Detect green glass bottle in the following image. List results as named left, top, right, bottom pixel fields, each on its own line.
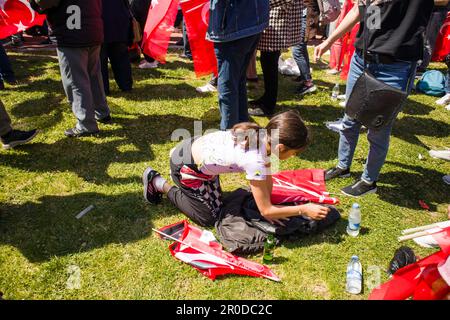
left=263, top=234, right=276, bottom=264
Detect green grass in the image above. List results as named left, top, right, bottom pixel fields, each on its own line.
left=0, top=48, right=449, bottom=300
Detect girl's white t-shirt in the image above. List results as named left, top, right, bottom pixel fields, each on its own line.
left=196, top=130, right=270, bottom=181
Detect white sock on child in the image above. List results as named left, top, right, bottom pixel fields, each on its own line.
left=153, top=176, right=167, bottom=192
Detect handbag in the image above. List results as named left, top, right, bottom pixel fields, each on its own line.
left=124, top=0, right=142, bottom=44
left=345, top=1, right=408, bottom=130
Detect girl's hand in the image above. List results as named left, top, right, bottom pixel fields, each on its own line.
left=300, top=203, right=330, bottom=221
left=313, top=40, right=332, bottom=63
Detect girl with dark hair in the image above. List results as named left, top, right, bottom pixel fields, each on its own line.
left=142, top=110, right=330, bottom=227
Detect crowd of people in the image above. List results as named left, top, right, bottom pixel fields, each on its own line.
left=0, top=0, right=449, bottom=228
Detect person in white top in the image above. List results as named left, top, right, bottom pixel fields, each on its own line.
left=143, top=111, right=331, bottom=227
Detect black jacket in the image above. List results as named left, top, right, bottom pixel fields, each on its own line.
left=103, top=0, right=132, bottom=44
left=30, top=0, right=104, bottom=47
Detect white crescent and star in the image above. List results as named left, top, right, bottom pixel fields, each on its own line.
left=1, top=0, right=36, bottom=22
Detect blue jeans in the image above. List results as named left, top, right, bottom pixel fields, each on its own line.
left=214, top=33, right=260, bottom=130
left=338, top=52, right=417, bottom=183
left=292, top=42, right=312, bottom=82
left=0, top=44, right=15, bottom=83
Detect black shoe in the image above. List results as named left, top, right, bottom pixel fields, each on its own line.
left=0, top=81, right=4, bottom=90
left=248, top=101, right=273, bottom=116
left=142, top=167, right=163, bottom=204
left=387, top=246, right=416, bottom=276
left=341, top=180, right=377, bottom=197
left=296, top=83, right=317, bottom=96
left=64, top=128, right=99, bottom=138
left=1, top=129, right=38, bottom=149
left=324, top=167, right=350, bottom=181
left=4, top=78, right=18, bottom=86
left=96, top=115, right=112, bottom=124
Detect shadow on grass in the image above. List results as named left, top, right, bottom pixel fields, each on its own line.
left=0, top=192, right=178, bottom=263
left=0, top=114, right=215, bottom=185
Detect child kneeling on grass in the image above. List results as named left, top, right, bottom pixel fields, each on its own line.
left=143, top=110, right=331, bottom=227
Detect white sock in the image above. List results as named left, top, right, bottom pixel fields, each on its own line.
left=153, top=175, right=167, bottom=192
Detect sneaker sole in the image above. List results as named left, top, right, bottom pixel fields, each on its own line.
left=3, top=130, right=38, bottom=150
left=325, top=172, right=351, bottom=181
left=297, top=86, right=317, bottom=96
left=341, top=187, right=377, bottom=198
left=142, top=167, right=153, bottom=203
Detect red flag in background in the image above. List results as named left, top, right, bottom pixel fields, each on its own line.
left=0, top=0, right=46, bottom=40
left=142, top=0, right=179, bottom=63
left=432, top=12, right=450, bottom=62
left=180, top=0, right=217, bottom=77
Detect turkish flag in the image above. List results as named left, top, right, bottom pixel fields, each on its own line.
left=180, top=0, right=217, bottom=77
left=142, top=0, right=179, bottom=63
left=432, top=12, right=450, bottom=62
left=0, top=0, right=46, bottom=40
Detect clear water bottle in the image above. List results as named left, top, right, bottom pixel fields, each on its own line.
left=263, top=234, right=276, bottom=264
left=331, top=83, right=340, bottom=100
left=347, top=203, right=361, bottom=237
left=346, top=256, right=363, bottom=294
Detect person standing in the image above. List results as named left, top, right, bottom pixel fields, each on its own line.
left=0, top=44, right=17, bottom=90
left=314, top=0, right=434, bottom=197
left=207, top=0, right=270, bottom=130
left=30, top=0, right=111, bottom=137
left=0, top=99, right=37, bottom=149
left=101, top=0, right=134, bottom=95
left=248, top=0, right=304, bottom=116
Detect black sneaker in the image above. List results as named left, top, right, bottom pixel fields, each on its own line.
left=64, top=128, right=99, bottom=138
left=387, top=246, right=416, bottom=276
left=96, top=115, right=112, bottom=124
left=296, top=83, right=317, bottom=96
left=324, top=167, right=350, bottom=181
left=142, top=167, right=163, bottom=204
left=1, top=129, right=38, bottom=149
left=341, top=180, right=377, bottom=197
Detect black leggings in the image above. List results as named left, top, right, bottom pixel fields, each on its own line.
left=260, top=50, right=281, bottom=114
left=167, top=139, right=221, bottom=227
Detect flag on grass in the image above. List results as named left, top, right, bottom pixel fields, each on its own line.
left=0, top=0, right=46, bottom=40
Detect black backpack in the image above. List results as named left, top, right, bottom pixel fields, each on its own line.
left=215, top=189, right=341, bottom=255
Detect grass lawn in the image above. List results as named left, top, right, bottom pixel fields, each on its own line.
left=0, top=48, right=449, bottom=300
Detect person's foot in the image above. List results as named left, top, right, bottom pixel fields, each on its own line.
left=196, top=82, right=217, bottom=93
left=443, top=175, right=450, bottom=185
left=436, top=93, right=450, bottom=106
left=324, top=166, right=350, bottom=181
left=3, top=78, right=18, bottom=86
left=429, top=149, right=450, bottom=161
left=446, top=104, right=450, bottom=111
left=326, top=69, right=340, bottom=75
left=96, top=115, right=112, bottom=124
left=1, top=129, right=38, bottom=149
left=248, top=101, right=273, bottom=116
left=142, top=167, right=163, bottom=204
left=64, top=128, right=99, bottom=138
left=296, top=82, right=317, bottom=96
left=337, top=94, right=346, bottom=100
left=0, top=81, right=4, bottom=90
left=339, top=101, right=346, bottom=108
left=341, top=180, right=377, bottom=197
left=139, top=60, right=159, bottom=69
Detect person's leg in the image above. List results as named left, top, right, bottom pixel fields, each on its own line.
left=259, top=50, right=281, bottom=114
left=182, top=20, right=192, bottom=59
left=0, top=100, right=12, bottom=137
left=361, top=59, right=417, bottom=183
left=292, top=42, right=312, bottom=82
left=100, top=44, right=110, bottom=95
left=246, top=50, right=258, bottom=80
left=57, top=47, right=99, bottom=133
left=87, top=45, right=111, bottom=121
left=0, top=44, right=16, bottom=83
left=108, top=42, right=133, bottom=92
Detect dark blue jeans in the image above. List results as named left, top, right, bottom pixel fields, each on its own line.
left=0, top=45, right=15, bottom=83
left=292, top=42, right=312, bottom=82
left=338, top=52, right=417, bottom=183
left=214, top=34, right=260, bottom=130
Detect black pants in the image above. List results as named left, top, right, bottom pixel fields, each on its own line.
left=167, top=139, right=222, bottom=227
left=260, top=50, right=281, bottom=114
left=100, top=42, right=133, bottom=95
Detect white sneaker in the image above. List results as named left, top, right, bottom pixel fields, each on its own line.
left=325, top=119, right=344, bottom=133
left=139, top=61, right=159, bottom=69
left=443, top=175, right=450, bottom=185
left=429, top=149, right=450, bottom=161
left=326, top=69, right=340, bottom=75
left=446, top=104, right=450, bottom=111
left=196, top=83, right=217, bottom=93
left=339, top=101, right=346, bottom=107
left=337, top=94, right=346, bottom=100
left=436, top=93, right=450, bottom=105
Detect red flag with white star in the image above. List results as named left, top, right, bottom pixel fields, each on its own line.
left=0, top=0, right=46, bottom=40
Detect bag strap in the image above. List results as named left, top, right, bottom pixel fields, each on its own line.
left=362, top=0, right=370, bottom=68
left=123, top=0, right=136, bottom=20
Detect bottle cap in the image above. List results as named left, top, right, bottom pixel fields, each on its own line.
left=351, top=255, right=359, bottom=260
left=352, top=203, right=360, bottom=209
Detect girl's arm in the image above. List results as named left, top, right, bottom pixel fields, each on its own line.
left=314, top=3, right=361, bottom=62
left=249, top=178, right=331, bottom=221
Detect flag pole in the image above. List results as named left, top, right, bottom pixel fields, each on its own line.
left=152, top=228, right=281, bottom=282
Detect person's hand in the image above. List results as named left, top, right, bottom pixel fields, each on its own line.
left=300, top=203, right=330, bottom=221
left=314, top=40, right=332, bottom=63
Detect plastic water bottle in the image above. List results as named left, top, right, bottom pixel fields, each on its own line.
left=346, top=256, right=363, bottom=294
left=347, top=203, right=361, bottom=237
left=331, top=83, right=340, bottom=100
left=263, top=234, right=276, bottom=264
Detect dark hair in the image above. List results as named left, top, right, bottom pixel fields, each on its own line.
left=231, top=110, right=310, bottom=151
